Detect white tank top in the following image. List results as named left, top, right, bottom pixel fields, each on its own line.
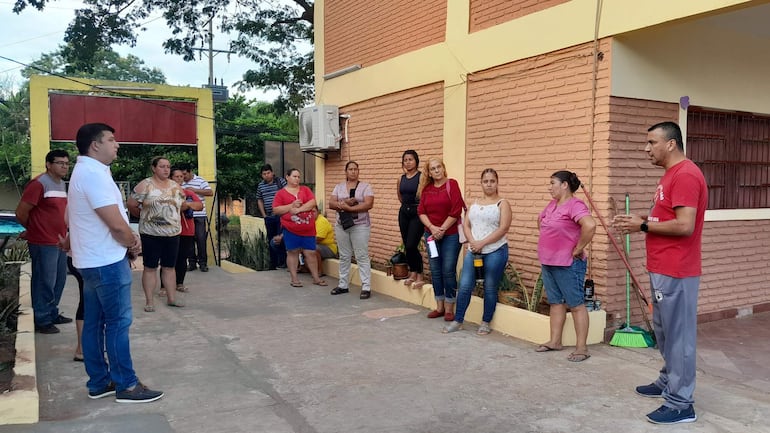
left=468, top=199, right=508, bottom=254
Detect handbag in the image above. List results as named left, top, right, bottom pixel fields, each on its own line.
left=444, top=181, right=467, bottom=243
left=338, top=181, right=359, bottom=230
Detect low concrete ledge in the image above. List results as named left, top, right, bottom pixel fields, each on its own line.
left=322, top=259, right=605, bottom=345
left=220, top=260, right=257, bottom=274
left=0, top=262, right=39, bottom=425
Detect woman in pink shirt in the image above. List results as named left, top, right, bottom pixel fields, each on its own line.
left=536, top=170, right=596, bottom=362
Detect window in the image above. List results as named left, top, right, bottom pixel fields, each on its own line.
left=687, top=108, right=770, bottom=210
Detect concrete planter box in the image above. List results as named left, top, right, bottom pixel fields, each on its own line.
left=0, top=262, right=39, bottom=425
left=323, top=259, right=606, bottom=345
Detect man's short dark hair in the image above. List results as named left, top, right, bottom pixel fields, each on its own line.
left=260, top=164, right=273, bottom=173
left=75, top=123, right=115, bottom=155
left=45, top=149, right=69, bottom=163
left=177, top=162, right=192, bottom=172
left=648, top=121, right=684, bottom=151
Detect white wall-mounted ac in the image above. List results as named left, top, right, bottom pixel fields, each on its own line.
left=299, top=105, right=341, bottom=152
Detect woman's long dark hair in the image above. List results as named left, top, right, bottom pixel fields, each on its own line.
left=551, top=170, right=581, bottom=193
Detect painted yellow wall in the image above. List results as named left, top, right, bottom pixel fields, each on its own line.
left=612, top=20, right=770, bottom=115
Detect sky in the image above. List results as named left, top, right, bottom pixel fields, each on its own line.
left=0, top=0, right=278, bottom=101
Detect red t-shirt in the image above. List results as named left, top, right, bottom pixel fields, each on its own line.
left=417, top=179, right=465, bottom=235
left=180, top=189, right=201, bottom=236
left=646, top=160, right=708, bottom=278
left=273, top=186, right=316, bottom=237
left=19, top=174, right=67, bottom=245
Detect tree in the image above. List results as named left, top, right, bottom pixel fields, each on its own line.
left=12, top=0, right=314, bottom=112
left=0, top=83, right=31, bottom=189
left=22, top=46, right=166, bottom=83
left=214, top=95, right=298, bottom=201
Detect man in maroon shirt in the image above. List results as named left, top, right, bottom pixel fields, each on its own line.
left=15, top=149, right=72, bottom=334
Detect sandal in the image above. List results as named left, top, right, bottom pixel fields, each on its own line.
left=176, top=285, right=189, bottom=293
left=159, top=289, right=167, bottom=298
left=167, top=300, right=185, bottom=308
left=403, top=278, right=415, bottom=286
left=568, top=352, right=591, bottom=362
left=290, top=281, right=303, bottom=287
left=442, top=321, right=463, bottom=333
left=412, top=281, right=426, bottom=290
left=477, top=322, right=491, bottom=335
left=144, top=305, right=155, bottom=312
left=313, top=280, right=328, bottom=287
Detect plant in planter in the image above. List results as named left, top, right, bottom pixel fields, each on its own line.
left=482, top=263, right=546, bottom=313
left=386, top=244, right=410, bottom=280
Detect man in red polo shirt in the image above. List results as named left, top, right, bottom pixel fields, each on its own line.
left=16, top=149, right=72, bottom=334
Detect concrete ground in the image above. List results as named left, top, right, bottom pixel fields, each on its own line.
left=2, top=265, right=770, bottom=433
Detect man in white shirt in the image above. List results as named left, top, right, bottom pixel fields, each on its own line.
left=68, top=123, right=163, bottom=403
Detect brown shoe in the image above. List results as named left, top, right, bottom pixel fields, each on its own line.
left=444, top=312, right=455, bottom=322
left=427, top=310, right=445, bottom=319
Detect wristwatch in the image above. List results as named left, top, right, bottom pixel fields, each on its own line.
left=640, top=221, right=649, bottom=233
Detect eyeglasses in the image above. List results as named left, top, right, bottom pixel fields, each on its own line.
left=51, top=161, right=70, bottom=167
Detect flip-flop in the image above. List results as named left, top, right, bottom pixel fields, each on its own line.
left=144, top=305, right=155, bottom=312
left=73, top=354, right=84, bottom=362
left=313, top=280, right=328, bottom=287
left=568, top=353, right=591, bottom=362
left=176, top=286, right=189, bottom=293
left=290, top=281, right=304, bottom=287
left=167, top=301, right=185, bottom=308
left=535, top=344, right=563, bottom=352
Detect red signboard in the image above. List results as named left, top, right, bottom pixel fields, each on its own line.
left=49, top=93, right=198, bottom=145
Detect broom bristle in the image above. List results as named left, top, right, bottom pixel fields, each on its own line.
left=610, top=328, right=652, bottom=348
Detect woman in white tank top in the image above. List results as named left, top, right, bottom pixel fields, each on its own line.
left=443, top=168, right=512, bottom=335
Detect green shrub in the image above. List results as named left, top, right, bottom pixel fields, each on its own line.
left=225, top=231, right=271, bottom=271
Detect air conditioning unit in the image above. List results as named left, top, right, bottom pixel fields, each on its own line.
left=299, top=105, right=341, bottom=151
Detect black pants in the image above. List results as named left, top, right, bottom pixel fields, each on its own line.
left=67, top=257, right=84, bottom=321
left=190, top=216, right=208, bottom=266
left=265, top=215, right=285, bottom=269
left=176, top=236, right=195, bottom=285
left=398, top=204, right=424, bottom=273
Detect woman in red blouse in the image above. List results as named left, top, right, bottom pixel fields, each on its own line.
left=418, top=158, right=465, bottom=321
left=272, top=168, right=327, bottom=287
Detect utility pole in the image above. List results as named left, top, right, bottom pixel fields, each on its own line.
left=192, top=13, right=235, bottom=102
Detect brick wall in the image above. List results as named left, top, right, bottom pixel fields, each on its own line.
left=324, top=0, right=447, bottom=75
left=607, top=97, right=770, bottom=327
left=470, top=0, right=569, bottom=33
left=326, top=83, right=445, bottom=267
left=466, top=40, right=612, bottom=294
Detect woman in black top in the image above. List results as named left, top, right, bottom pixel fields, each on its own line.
left=397, top=150, right=426, bottom=289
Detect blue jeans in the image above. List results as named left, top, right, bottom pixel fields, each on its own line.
left=455, top=244, right=509, bottom=323
left=425, top=233, right=461, bottom=303
left=541, top=258, right=587, bottom=308
left=79, top=257, right=138, bottom=393
left=28, top=243, right=67, bottom=327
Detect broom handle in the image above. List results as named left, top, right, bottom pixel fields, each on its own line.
left=580, top=185, right=650, bottom=306
left=625, top=193, right=632, bottom=325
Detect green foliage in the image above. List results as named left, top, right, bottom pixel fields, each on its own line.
left=2, top=240, right=29, bottom=263
left=490, top=263, right=545, bottom=312
left=0, top=82, right=31, bottom=187
left=21, top=47, right=166, bottom=83
left=12, top=0, right=315, bottom=111
left=225, top=231, right=271, bottom=271
left=227, top=215, right=240, bottom=226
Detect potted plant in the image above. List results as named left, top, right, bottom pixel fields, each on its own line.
left=386, top=244, right=409, bottom=280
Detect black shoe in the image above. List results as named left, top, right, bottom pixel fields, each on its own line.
left=115, top=382, right=164, bottom=404
left=35, top=324, right=60, bottom=334
left=52, top=314, right=73, bottom=324
left=199, top=264, right=209, bottom=272
left=646, top=404, right=697, bottom=424
left=635, top=383, right=664, bottom=398
left=360, top=291, right=371, bottom=299
left=188, top=263, right=197, bottom=271
left=330, top=287, right=349, bottom=295
left=88, top=382, right=116, bottom=399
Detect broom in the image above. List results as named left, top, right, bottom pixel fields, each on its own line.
left=609, top=193, right=654, bottom=347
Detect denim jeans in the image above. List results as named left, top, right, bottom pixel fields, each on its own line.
left=79, top=257, right=138, bottom=393
left=335, top=224, right=371, bottom=291
left=425, top=233, right=461, bottom=303
left=191, top=216, right=208, bottom=265
left=28, top=243, right=67, bottom=327
left=455, top=244, right=509, bottom=323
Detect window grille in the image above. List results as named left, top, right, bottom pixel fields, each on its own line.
left=687, top=108, right=770, bottom=209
